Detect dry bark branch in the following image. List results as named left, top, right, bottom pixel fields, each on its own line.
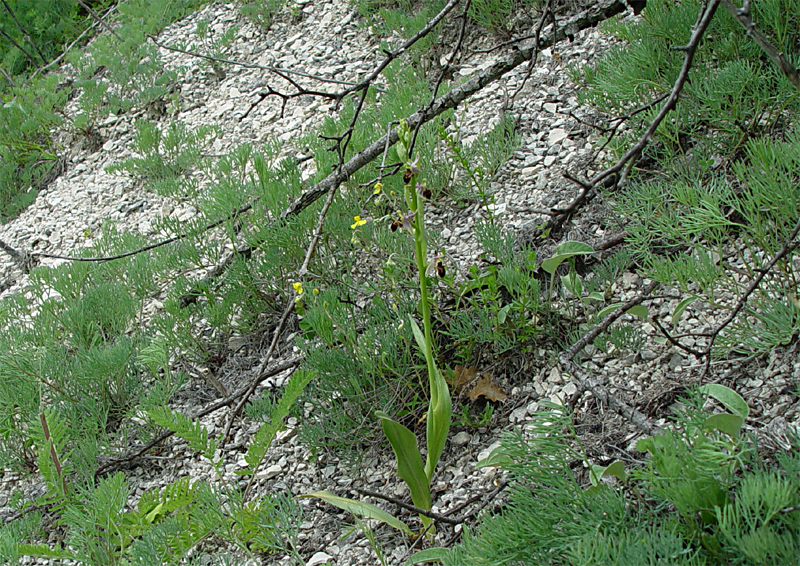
left=560, top=280, right=662, bottom=436
left=720, top=0, right=800, bottom=88
left=542, top=0, right=721, bottom=238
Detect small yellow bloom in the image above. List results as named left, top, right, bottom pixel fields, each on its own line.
left=373, top=182, right=383, bottom=195
left=351, top=215, right=367, bottom=229
left=292, top=282, right=303, bottom=295
left=313, top=288, right=320, bottom=296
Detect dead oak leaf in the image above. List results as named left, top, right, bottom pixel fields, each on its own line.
left=447, top=365, right=508, bottom=402
left=466, top=374, right=508, bottom=402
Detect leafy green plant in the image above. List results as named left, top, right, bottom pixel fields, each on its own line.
left=442, top=386, right=799, bottom=566
left=618, top=127, right=800, bottom=356
left=0, top=0, right=82, bottom=78
left=0, top=73, right=66, bottom=219
left=239, top=0, right=287, bottom=29
left=305, top=120, right=452, bottom=536
left=442, top=220, right=542, bottom=364
left=467, top=0, right=542, bottom=36
left=352, top=0, right=446, bottom=74
left=190, top=18, right=238, bottom=78
left=106, top=120, right=219, bottom=197
left=575, top=0, right=800, bottom=163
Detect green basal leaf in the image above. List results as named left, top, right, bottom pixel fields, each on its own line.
left=376, top=411, right=432, bottom=516
left=407, top=547, right=449, bottom=564
left=627, top=304, right=649, bottom=319
left=409, top=316, right=427, bottom=356
left=583, top=291, right=605, bottom=303
left=425, top=366, right=451, bottom=483
left=589, top=460, right=627, bottom=487
left=597, top=302, right=624, bottom=319
left=497, top=303, right=511, bottom=324
left=698, top=384, right=749, bottom=419
left=299, top=491, right=411, bottom=534
left=672, top=296, right=698, bottom=326
left=542, top=241, right=595, bottom=274
left=703, top=413, right=744, bottom=439
left=561, top=272, right=582, bottom=297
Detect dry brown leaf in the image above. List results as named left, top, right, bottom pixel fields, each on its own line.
left=448, top=364, right=478, bottom=393
left=447, top=365, right=507, bottom=402
left=466, top=375, right=508, bottom=402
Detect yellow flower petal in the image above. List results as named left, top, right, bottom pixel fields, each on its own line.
left=292, top=282, right=303, bottom=295
left=351, top=215, right=367, bottom=229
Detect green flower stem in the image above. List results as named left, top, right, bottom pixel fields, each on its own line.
left=408, top=181, right=437, bottom=387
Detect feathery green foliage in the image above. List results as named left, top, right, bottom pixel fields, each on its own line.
left=444, top=390, right=800, bottom=566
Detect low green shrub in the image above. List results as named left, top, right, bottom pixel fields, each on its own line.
left=443, top=388, right=800, bottom=566
left=106, top=120, right=219, bottom=198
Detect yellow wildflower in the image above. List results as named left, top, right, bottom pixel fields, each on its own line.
left=351, top=215, right=367, bottom=229
left=292, top=281, right=303, bottom=295
left=373, top=182, right=383, bottom=195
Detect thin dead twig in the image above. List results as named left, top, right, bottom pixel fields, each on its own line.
left=701, top=215, right=800, bottom=373
left=224, top=184, right=341, bottom=463
left=354, top=479, right=507, bottom=526
left=75, top=0, right=122, bottom=42
left=22, top=201, right=256, bottom=264
left=560, top=280, right=663, bottom=436
left=336, top=0, right=462, bottom=102
left=94, top=356, right=302, bottom=477
left=147, top=35, right=360, bottom=87
left=0, top=0, right=46, bottom=63
left=26, top=6, right=117, bottom=85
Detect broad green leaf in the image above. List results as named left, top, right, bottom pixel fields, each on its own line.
left=583, top=291, right=605, bottom=303
left=561, top=272, right=582, bottom=297
left=376, top=411, right=432, bottom=515
left=425, top=366, right=451, bottom=484
left=407, top=547, right=449, bottom=564
left=704, top=413, right=744, bottom=439
left=672, top=296, right=697, bottom=326
left=589, top=460, right=627, bottom=486
left=300, top=491, right=411, bottom=534
left=497, top=304, right=511, bottom=325
left=627, top=304, right=649, bottom=319
left=597, top=302, right=624, bottom=319
left=409, top=316, right=427, bottom=355
left=143, top=502, right=164, bottom=524
left=698, top=384, right=749, bottom=419
left=541, top=241, right=594, bottom=274
left=556, top=240, right=595, bottom=256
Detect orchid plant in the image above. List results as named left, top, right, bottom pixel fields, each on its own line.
left=304, top=119, right=452, bottom=537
